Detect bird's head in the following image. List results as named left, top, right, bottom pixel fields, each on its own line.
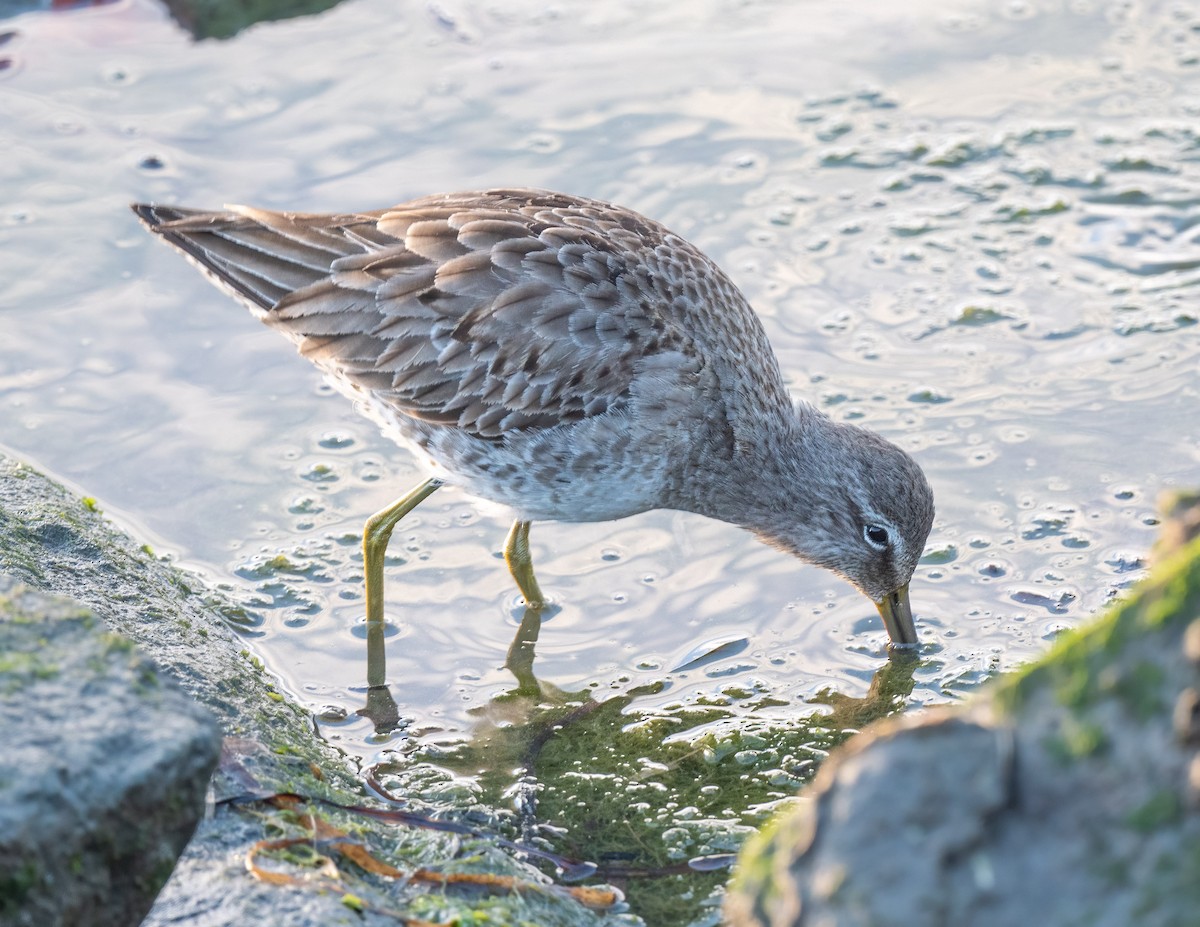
left=745, top=416, right=935, bottom=647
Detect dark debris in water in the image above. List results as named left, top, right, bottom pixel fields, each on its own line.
left=670, top=635, right=750, bottom=672
left=1011, top=590, right=1077, bottom=614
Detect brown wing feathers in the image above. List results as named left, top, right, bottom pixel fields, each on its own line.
left=132, top=192, right=653, bottom=439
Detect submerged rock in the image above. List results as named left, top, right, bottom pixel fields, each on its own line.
left=727, top=492, right=1200, bottom=927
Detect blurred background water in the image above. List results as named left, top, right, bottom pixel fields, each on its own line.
left=1, top=0, right=1197, bottom=762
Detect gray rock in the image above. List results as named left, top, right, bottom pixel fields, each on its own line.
left=0, top=578, right=220, bottom=927
left=727, top=492, right=1200, bottom=927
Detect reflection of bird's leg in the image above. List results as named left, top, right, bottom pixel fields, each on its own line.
left=504, top=520, right=545, bottom=609
left=504, top=605, right=545, bottom=696
left=363, top=478, right=443, bottom=687
left=356, top=683, right=401, bottom=734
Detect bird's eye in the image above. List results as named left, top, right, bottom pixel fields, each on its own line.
left=864, top=524, right=890, bottom=549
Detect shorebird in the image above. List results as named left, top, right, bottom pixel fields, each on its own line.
left=133, top=189, right=934, bottom=683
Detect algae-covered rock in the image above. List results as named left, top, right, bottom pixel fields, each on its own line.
left=0, top=452, right=635, bottom=927
left=0, top=455, right=329, bottom=756
left=727, top=492, right=1200, bottom=927
left=0, top=578, right=220, bottom=927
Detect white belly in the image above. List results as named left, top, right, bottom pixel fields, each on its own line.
left=356, top=390, right=676, bottom=523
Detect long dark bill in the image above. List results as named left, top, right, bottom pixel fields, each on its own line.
left=876, top=583, right=918, bottom=648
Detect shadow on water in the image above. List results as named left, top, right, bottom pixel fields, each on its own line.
left=364, top=602, right=919, bottom=926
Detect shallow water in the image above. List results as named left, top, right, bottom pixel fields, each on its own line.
left=2, top=0, right=1197, bottom=775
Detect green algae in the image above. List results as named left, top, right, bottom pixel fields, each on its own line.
left=951, top=305, right=1009, bottom=326
left=0, top=861, right=39, bottom=916
left=1044, top=717, right=1108, bottom=763
left=403, top=652, right=917, bottom=927
left=1111, top=661, right=1167, bottom=720
left=1125, top=790, right=1183, bottom=834
left=921, top=544, right=958, bottom=566
left=1133, top=843, right=1200, bottom=924
left=991, top=199, right=1070, bottom=223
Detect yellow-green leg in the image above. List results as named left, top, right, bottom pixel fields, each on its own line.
left=364, top=477, right=443, bottom=687
left=504, top=519, right=545, bottom=609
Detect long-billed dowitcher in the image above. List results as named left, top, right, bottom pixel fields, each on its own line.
left=132, top=189, right=934, bottom=682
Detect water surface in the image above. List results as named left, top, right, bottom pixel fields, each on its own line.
left=1, top=0, right=1197, bottom=766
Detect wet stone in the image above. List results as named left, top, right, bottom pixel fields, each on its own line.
left=0, top=577, right=220, bottom=927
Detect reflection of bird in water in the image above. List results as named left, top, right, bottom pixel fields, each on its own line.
left=811, top=650, right=920, bottom=730
left=132, top=188, right=935, bottom=686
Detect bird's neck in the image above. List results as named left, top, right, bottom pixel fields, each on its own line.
left=671, top=403, right=841, bottom=546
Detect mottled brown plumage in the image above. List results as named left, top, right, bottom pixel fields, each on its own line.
left=133, top=188, right=934, bottom=646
